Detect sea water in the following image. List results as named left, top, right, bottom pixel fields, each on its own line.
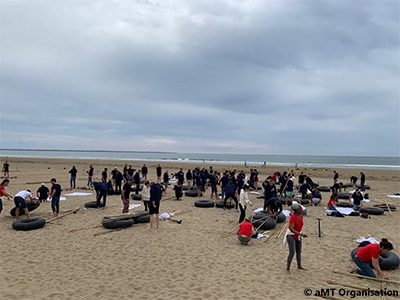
left=0, top=149, right=399, bottom=170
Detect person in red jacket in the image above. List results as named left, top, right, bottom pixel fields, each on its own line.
left=351, top=238, right=393, bottom=279
left=237, top=217, right=257, bottom=245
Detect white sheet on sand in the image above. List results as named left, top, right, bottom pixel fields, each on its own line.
left=159, top=212, right=171, bottom=219
left=250, top=191, right=260, bottom=195
left=282, top=210, right=292, bottom=217
left=388, top=194, right=400, bottom=199
left=63, top=192, right=93, bottom=196
left=354, top=237, right=379, bottom=244
left=128, top=204, right=141, bottom=210
left=46, top=196, right=66, bottom=201
left=326, top=207, right=354, bottom=215
left=253, top=207, right=264, bottom=213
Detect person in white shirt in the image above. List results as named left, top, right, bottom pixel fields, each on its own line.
left=13, top=190, right=34, bottom=219
left=238, top=184, right=253, bottom=223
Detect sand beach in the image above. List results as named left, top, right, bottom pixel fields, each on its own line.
left=1, top=157, right=399, bottom=300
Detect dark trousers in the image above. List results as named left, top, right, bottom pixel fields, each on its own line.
left=224, top=194, right=238, bottom=209
left=238, top=203, right=246, bottom=223
left=96, top=191, right=107, bottom=208
left=115, top=182, right=122, bottom=194
left=143, top=200, right=149, bottom=211
left=51, top=195, right=60, bottom=213
left=135, top=183, right=140, bottom=194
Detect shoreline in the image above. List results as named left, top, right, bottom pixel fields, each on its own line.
left=1, top=155, right=399, bottom=171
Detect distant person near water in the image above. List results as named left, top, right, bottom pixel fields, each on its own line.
left=87, top=164, right=94, bottom=188
left=69, top=165, right=77, bottom=189
left=3, top=161, right=10, bottom=178
left=141, top=164, right=148, bottom=180
left=333, top=170, right=339, bottom=185
left=360, top=172, right=366, bottom=191
left=156, top=164, right=162, bottom=183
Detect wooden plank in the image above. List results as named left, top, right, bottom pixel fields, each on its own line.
left=332, top=270, right=400, bottom=285
left=102, top=211, right=149, bottom=223
left=46, top=208, right=80, bottom=223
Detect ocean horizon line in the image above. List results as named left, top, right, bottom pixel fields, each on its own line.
left=0, top=148, right=398, bottom=159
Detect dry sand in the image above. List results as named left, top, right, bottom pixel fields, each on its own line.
left=1, top=157, right=399, bottom=300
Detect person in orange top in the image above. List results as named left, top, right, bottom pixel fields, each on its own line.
left=327, top=192, right=338, bottom=210
left=351, top=238, right=393, bottom=279
left=0, top=178, right=13, bottom=217
left=237, top=217, right=257, bottom=245
left=286, top=202, right=308, bottom=274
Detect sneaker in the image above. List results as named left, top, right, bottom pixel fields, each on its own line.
left=223, top=207, right=226, bottom=210
left=235, top=209, right=239, bottom=212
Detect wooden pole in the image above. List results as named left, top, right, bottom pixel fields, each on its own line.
left=46, top=208, right=80, bottom=223
left=332, top=270, right=400, bottom=285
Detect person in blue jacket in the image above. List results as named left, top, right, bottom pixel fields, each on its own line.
left=223, top=180, right=238, bottom=211
left=133, top=170, right=141, bottom=194
left=94, top=181, right=108, bottom=209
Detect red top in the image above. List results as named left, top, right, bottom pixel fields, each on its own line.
left=238, top=222, right=253, bottom=237
left=327, top=197, right=336, bottom=207
left=289, top=213, right=304, bottom=240
left=356, top=243, right=380, bottom=262
left=0, top=185, right=5, bottom=197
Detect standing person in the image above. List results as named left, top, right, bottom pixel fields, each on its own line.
left=111, top=167, right=118, bottom=190
left=163, top=170, right=169, bottom=192
left=194, top=171, right=202, bottom=198
left=87, top=164, right=94, bottom=188
left=186, top=169, right=193, bottom=190
left=121, top=178, right=133, bottom=213
left=68, top=165, right=77, bottom=189
left=101, top=168, right=108, bottom=183
left=115, top=170, right=123, bottom=194
left=50, top=178, right=61, bottom=217
left=156, top=164, right=162, bottom=183
left=36, top=183, right=49, bottom=202
left=141, top=164, right=148, bottom=180
left=333, top=170, right=339, bottom=185
left=3, top=161, right=10, bottom=178
left=283, top=175, right=294, bottom=206
left=142, top=181, right=150, bottom=211
left=360, top=172, right=366, bottom=191
left=350, top=238, right=393, bottom=279
left=13, top=190, right=34, bottom=220
left=133, top=170, right=141, bottom=194
left=94, top=181, right=108, bottom=209
left=263, top=179, right=276, bottom=210
left=253, top=169, right=259, bottom=190
left=0, top=178, right=13, bottom=217
left=237, top=217, right=257, bottom=245
left=209, top=171, right=218, bottom=200
left=223, top=180, right=238, bottom=211
left=286, top=202, right=308, bottom=274
left=219, top=172, right=229, bottom=199
left=149, top=182, right=161, bottom=229
left=238, top=184, right=252, bottom=223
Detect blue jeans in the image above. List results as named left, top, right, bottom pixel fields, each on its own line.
left=353, top=204, right=360, bottom=211
left=70, top=177, right=76, bottom=188
left=87, top=176, right=93, bottom=188
left=221, top=187, right=226, bottom=199
left=360, top=181, right=365, bottom=191
left=51, top=195, right=60, bottom=213
left=354, top=256, right=382, bottom=277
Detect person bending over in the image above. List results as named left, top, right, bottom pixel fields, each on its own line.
left=350, top=238, right=393, bottom=279
left=223, top=180, right=238, bottom=211
left=266, top=197, right=283, bottom=220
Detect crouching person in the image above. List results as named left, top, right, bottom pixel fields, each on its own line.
left=237, top=217, right=257, bottom=245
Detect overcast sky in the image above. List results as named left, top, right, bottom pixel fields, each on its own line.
left=1, top=0, right=399, bottom=157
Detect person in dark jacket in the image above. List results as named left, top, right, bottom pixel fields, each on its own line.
left=50, top=178, right=62, bottom=217
left=223, top=180, right=238, bottom=211
left=94, top=181, right=108, bottom=209
left=133, top=170, right=141, bottom=194
left=141, top=164, right=148, bottom=180
left=101, top=168, right=108, bottom=183
left=69, top=166, right=78, bottom=189
left=163, top=170, right=169, bottom=192
left=263, top=179, right=276, bottom=211
left=360, top=172, right=366, bottom=191
left=149, top=182, right=161, bottom=229
left=115, top=170, right=124, bottom=194
left=173, top=182, right=183, bottom=200
left=37, top=183, right=49, bottom=202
